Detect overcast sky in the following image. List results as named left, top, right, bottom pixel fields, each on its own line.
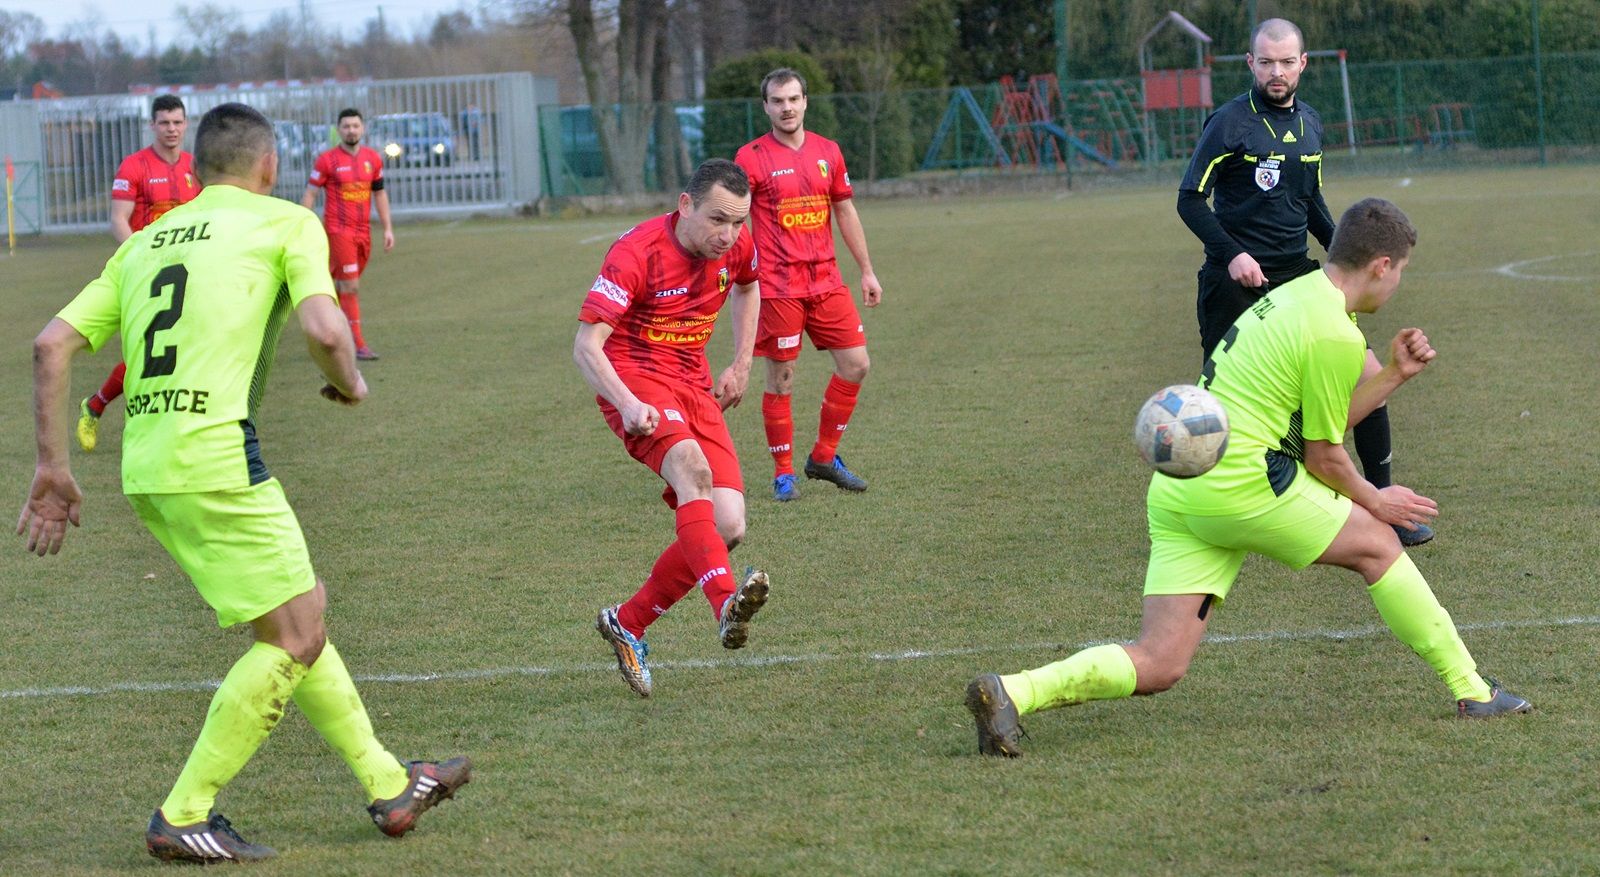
left=4, top=0, right=482, bottom=53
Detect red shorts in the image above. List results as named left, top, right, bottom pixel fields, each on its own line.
left=755, top=286, right=866, bottom=361
left=328, top=233, right=371, bottom=281
left=598, top=372, right=744, bottom=507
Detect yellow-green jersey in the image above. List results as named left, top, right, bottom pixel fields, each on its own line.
left=57, top=185, right=336, bottom=494
left=1148, top=270, right=1365, bottom=515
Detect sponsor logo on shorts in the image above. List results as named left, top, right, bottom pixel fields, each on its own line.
left=590, top=275, right=631, bottom=307
left=695, top=566, right=729, bottom=588
left=342, top=263, right=359, bottom=273
left=653, top=286, right=688, bottom=298
left=112, top=179, right=131, bottom=192
left=776, top=334, right=801, bottom=350
left=663, top=408, right=684, bottom=423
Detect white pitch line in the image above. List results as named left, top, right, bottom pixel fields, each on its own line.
left=1492, top=250, right=1600, bottom=282
left=578, top=230, right=624, bottom=245
left=4, top=615, right=1598, bottom=701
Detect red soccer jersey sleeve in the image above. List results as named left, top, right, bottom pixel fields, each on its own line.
left=736, top=132, right=853, bottom=299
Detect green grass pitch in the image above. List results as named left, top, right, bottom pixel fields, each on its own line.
left=3, top=165, right=1599, bottom=874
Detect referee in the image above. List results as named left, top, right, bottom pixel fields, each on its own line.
left=1177, top=17, right=1432, bottom=547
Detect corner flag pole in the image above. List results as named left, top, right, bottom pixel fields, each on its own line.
left=5, top=156, right=15, bottom=257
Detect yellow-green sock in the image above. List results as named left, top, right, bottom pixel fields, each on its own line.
left=1001, top=643, right=1138, bottom=716
left=291, top=642, right=409, bottom=801
left=1368, top=552, right=1492, bottom=702
left=161, top=642, right=307, bottom=826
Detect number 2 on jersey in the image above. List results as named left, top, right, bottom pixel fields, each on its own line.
left=141, top=263, right=187, bottom=379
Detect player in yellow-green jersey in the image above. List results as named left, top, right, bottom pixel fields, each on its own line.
left=963, top=198, right=1531, bottom=758
left=18, top=103, right=469, bottom=863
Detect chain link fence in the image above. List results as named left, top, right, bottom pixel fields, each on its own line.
left=542, top=50, right=1600, bottom=196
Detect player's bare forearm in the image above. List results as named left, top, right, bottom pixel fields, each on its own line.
left=109, top=201, right=134, bottom=242
left=299, top=186, right=319, bottom=211
left=726, top=283, right=759, bottom=370
left=573, top=322, right=640, bottom=411
left=375, top=192, right=393, bottom=240
left=1304, top=440, right=1383, bottom=511
left=834, top=200, right=876, bottom=277
left=1349, top=366, right=1405, bottom=425
left=31, top=320, right=87, bottom=469
left=296, top=295, right=363, bottom=401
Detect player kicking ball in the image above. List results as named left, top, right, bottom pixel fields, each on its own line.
left=966, top=199, right=1530, bottom=758
left=19, top=103, right=468, bottom=862
left=574, top=159, right=770, bottom=697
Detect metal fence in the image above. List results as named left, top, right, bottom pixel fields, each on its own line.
left=543, top=50, right=1600, bottom=196
left=15, top=72, right=553, bottom=233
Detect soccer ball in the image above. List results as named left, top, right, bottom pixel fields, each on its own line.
left=1134, top=384, right=1230, bottom=478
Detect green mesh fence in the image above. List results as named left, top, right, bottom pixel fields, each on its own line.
left=540, top=50, right=1600, bottom=197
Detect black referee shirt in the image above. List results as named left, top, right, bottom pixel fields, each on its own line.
left=1177, top=86, right=1335, bottom=272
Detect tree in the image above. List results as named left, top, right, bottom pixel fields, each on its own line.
left=567, top=0, right=670, bottom=194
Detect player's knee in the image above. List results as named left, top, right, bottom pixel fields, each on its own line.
left=767, top=363, right=795, bottom=394
left=282, top=626, right=327, bottom=666
left=1135, top=660, right=1190, bottom=695
left=839, top=352, right=870, bottom=383
left=718, top=516, right=745, bottom=549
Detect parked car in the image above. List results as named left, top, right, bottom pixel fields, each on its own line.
left=369, top=113, right=456, bottom=167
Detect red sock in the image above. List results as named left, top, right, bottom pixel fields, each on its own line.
left=338, top=291, right=366, bottom=348
left=88, top=362, right=127, bottom=415
left=810, top=375, right=861, bottom=465
left=762, top=392, right=795, bottom=477
left=672, top=498, right=737, bottom=616
left=616, top=541, right=695, bottom=638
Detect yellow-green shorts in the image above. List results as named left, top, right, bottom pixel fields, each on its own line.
left=1145, top=463, right=1352, bottom=603
left=128, top=478, right=317, bottom=628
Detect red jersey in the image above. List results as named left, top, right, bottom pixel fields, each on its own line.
left=579, top=213, right=759, bottom=389
left=308, top=145, right=385, bottom=238
left=734, top=131, right=854, bottom=299
left=111, top=147, right=201, bottom=232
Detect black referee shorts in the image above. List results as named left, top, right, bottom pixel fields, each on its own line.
left=1195, top=257, right=1320, bottom=359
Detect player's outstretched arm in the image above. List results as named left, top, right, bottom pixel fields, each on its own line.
left=297, top=295, right=366, bottom=405
left=833, top=199, right=882, bottom=306
left=19, top=319, right=88, bottom=556
left=574, top=321, right=658, bottom=435
left=713, top=282, right=759, bottom=411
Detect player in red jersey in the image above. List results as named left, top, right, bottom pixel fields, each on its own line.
left=77, top=94, right=203, bottom=453
left=735, top=68, right=884, bottom=502
left=576, top=159, right=771, bottom=698
left=301, top=108, right=393, bottom=361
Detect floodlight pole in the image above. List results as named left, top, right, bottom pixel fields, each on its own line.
left=1532, top=0, right=1547, bottom=165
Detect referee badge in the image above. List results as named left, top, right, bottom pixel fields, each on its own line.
left=1255, top=158, right=1281, bottom=191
